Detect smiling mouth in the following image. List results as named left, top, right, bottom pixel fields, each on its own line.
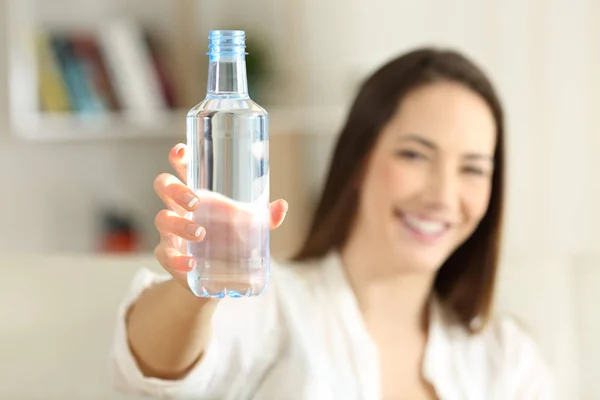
left=394, top=210, right=451, bottom=243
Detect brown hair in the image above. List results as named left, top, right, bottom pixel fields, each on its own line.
left=292, top=48, right=505, bottom=333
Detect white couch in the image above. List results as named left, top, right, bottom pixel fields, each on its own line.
left=0, top=255, right=156, bottom=399
left=1, top=253, right=597, bottom=399
left=493, top=252, right=598, bottom=399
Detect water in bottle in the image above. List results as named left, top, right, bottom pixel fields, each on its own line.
left=186, top=30, right=270, bottom=298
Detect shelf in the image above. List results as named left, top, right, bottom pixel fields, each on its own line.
left=5, top=0, right=327, bottom=143
left=10, top=110, right=187, bottom=142
left=9, top=106, right=347, bottom=142
left=5, top=0, right=203, bottom=143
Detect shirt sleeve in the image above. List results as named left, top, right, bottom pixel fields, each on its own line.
left=494, top=317, right=556, bottom=400
left=108, top=267, right=282, bottom=399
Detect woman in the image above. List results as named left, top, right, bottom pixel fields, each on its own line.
left=111, top=48, right=553, bottom=399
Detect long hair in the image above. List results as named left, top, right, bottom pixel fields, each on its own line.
left=292, top=48, right=505, bottom=333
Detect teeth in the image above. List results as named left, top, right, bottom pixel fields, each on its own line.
left=403, top=214, right=446, bottom=235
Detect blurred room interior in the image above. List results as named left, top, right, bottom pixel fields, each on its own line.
left=0, top=0, right=598, bottom=398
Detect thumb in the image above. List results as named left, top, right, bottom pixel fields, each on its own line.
left=270, top=199, right=288, bottom=230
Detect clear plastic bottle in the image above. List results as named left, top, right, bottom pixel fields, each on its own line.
left=185, top=30, right=270, bottom=298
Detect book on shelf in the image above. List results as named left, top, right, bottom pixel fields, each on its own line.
left=34, top=20, right=181, bottom=120
left=35, top=32, right=70, bottom=113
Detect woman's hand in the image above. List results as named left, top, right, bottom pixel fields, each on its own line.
left=153, top=143, right=288, bottom=290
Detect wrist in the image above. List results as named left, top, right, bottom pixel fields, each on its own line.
left=164, top=278, right=220, bottom=319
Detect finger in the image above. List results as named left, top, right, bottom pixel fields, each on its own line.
left=169, top=143, right=188, bottom=184
left=159, top=231, right=185, bottom=252
left=154, top=239, right=196, bottom=273
left=155, top=209, right=206, bottom=242
left=270, top=199, right=288, bottom=230
left=153, top=173, right=200, bottom=215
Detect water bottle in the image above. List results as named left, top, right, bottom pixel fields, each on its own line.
left=185, top=30, right=270, bottom=298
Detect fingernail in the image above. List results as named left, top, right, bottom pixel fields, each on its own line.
left=183, top=193, right=199, bottom=210
left=283, top=200, right=289, bottom=214
left=186, top=224, right=204, bottom=238
left=188, top=258, right=197, bottom=270
left=175, top=145, right=185, bottom=158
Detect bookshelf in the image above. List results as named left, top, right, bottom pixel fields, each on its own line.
left=5, top=0, right=203, bottom=142
left=8, top=107, right=347, bottom=142
left=11, top=110, right=186, bottom=142
left=5, top=0, right=348, bottom=142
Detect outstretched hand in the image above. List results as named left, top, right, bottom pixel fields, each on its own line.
left=152, top=143, right=288, bottom=289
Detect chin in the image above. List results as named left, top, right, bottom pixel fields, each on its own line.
left=390, top=247, right=449, bottom=273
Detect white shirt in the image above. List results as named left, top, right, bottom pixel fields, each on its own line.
left=110, top=252, right=554, bottom=400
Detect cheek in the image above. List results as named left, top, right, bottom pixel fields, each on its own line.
left=367, top=159, right=414, bottom=204
left=359, top=158, right=401, bottom=217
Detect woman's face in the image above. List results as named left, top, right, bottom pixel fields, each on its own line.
left=356, top=81, right=497, bottom=272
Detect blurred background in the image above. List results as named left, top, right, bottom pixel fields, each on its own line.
left=0, top=0, right=598, bottom=398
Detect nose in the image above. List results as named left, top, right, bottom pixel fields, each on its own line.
left=423, top=162, right=460, bottom=213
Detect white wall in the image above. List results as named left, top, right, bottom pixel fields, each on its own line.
left=572, top=255, right=600, bottom=399
left=590, top=0, right=600, bottom=255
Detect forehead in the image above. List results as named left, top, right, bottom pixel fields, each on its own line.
left=383, top=81, right=497, bottom=153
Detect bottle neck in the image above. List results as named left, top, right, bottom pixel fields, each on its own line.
left=207, top=54, right=248, bottom=98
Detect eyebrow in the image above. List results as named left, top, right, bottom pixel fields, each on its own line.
left=397, top=134, right=494, bottom=161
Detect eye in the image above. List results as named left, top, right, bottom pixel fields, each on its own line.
left=395, top=150, right=426, bottom=160
left=462, top=166, right=488, bottom=176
